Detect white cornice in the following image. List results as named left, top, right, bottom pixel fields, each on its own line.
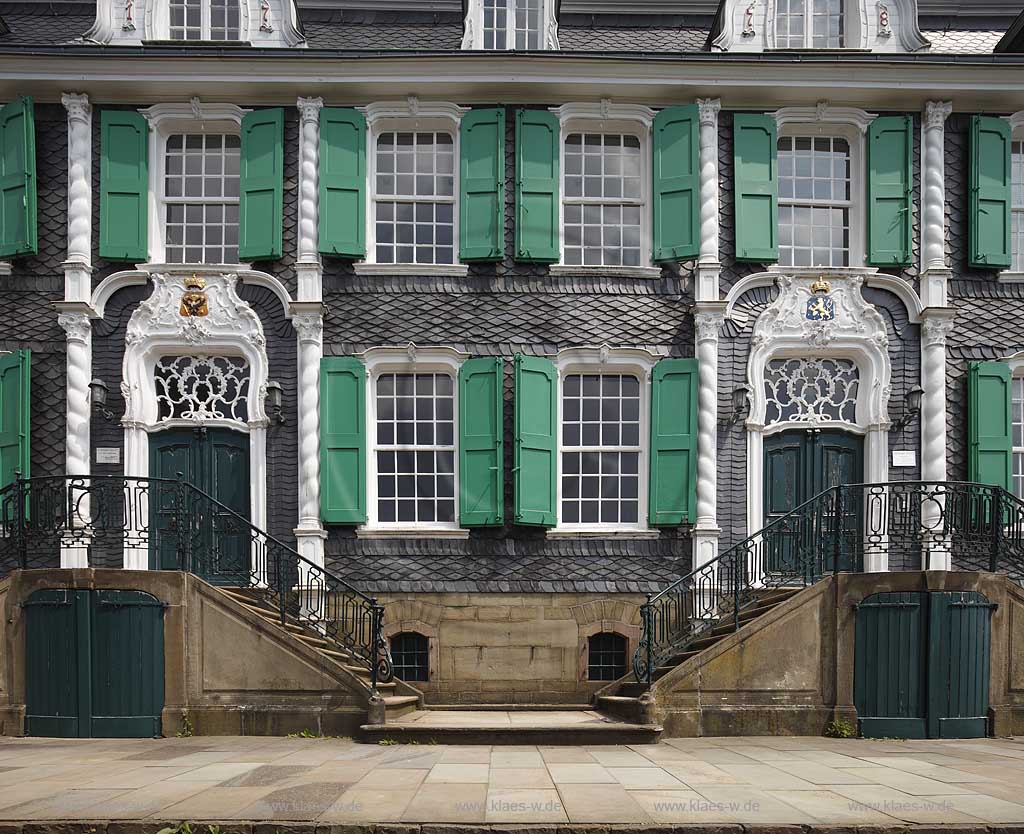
left=771, top=102, right=879, bottom=133
left=140, top=100, right=250, bottom=128
left=550, top=100, right=657, bottom=130
left=361, top=97, right=469, bottom=126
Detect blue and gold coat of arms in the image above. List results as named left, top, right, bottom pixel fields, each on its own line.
left=806, top=277, right=836, bottom=322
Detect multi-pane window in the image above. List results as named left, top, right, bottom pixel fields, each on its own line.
left=390, top=632, right=430, bottom=682
left=776, top=0, right=843, bottom=48
left=588, top=632, right=627, bottom=681
left=1014, top=378, right=1024, bottom=499
left=778, top=135, right=851, bottom=268
left=164, top=134, right=240, bottom=264
left=374, top=132, right=455, bottom=265
left=482, top=0, right=542, bottom=49
left=169, top=0, right=241, bottom=40
left=561, top=373, right=641, bottom=526
left=1012, top=141, right=1024, bottom=273
left=564, top=134, right=643, bottom=267
left=375, top=373, right=456, bottom=525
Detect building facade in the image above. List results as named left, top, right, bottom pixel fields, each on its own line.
left=1, top=0, right=1024, bottom=717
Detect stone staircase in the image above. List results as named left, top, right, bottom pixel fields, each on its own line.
left=596, top=586, right=803, bottom=724
left=216, top=587, right=421, bottom=721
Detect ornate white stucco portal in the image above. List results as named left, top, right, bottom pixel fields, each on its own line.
left=121, top=270, right=270, bottom=568
left=745, top=272, right=892, bottom=538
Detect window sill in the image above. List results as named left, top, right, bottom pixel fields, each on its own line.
left=357, top=527, right=470, bottom=540
left=998, top=271, right=1024, bottom=283
left=354, top=263, right=470, bottom=277
left=548, top=265, right=664, bottom=280
left=546, top=529, right=661, bottom=540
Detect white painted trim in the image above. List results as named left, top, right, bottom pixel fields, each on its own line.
left=553, top=346, right=658, bottom=534
left=550, top=102, right=656, bottom=272
left=146, top=0, right=249, bottom=42
left=141, top=101, right=250, bottom=266
left=121, top=269, right=271, bottom=570
left=743, top=273, right=892, bottom=538
left=461, top=0, right=559, bottom=50
left=772, top=103, right=878, bottom=134
left=360, top=99, right=468, bottom=270
left=90, top=269, right=151, bottom=319
left=548, top=265, right=662, bottom=280
left=359, top=345, right=469, bottom=534
left=1001, top=111, right=1024, bottom=281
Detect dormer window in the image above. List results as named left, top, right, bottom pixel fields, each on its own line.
left=169, top=0, right=240, bottom=40
left=463, top=0, right=558, bottom=50
left=776, top=0, right=844, bottom=48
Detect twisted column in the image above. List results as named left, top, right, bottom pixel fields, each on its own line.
left=921, top=309, right=955, bottom=570
left=293, top=310, right=326, bottom=569
left=296, top=97, right=324, bottom=303
left=921, top=101, right=952, bottom=307
left=693, top=304, right=726, bottom=570
left=696, top=99, right=722, bottom=303
left=58, top=312, right=92, bottom=568
left=62, top=93, right=92, bottom=304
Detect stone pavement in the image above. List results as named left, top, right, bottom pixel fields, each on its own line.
left=2, top=735, right=1024, bottom=826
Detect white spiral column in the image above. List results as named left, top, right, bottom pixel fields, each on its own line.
left=293, top=312, right=326, bottom=571
left=61, top=93, right=92, bottom=304
left=296, top=96, right=323, bottom=304
left=696, top=99, right=722, bottom=303
left=58, top=312, right=92, bottom=568
left=693, top=304, right=726, bottom=570
left=921, top=310, right=955, bottom=570
left=921, top=101, right=952, bottom=308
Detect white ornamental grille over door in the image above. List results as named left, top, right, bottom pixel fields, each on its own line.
left=764, top=357, right=859, bottom=426
left=155, top=355, right=251, bottom=423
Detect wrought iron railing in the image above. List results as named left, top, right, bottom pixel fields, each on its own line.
left=634, top=481, right=1024, bottom=684
left=0, top=474, right=393, bottom=693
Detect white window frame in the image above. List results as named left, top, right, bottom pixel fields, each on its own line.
left=1014, top=375, right=1024, bottom=500
left=773, top=0, right=845, bottom=49
left=140, top=102, right=249, bottom=267
left=553, top=347, right=657, bottom=535
left=772, top=105, right=874, bottom=270
left=149, top=0, right=248, bottom=41
left=360, top=346, right=469, bottom=537
left=356, top=99, right=470, bottom=277
left=461, top=0, right=558, bottom=50
left=999, top=112, right=1024, bottom=283
left=549, top=103, right=661, bottom=280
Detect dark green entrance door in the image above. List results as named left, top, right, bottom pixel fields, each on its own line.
left=855, top=591, right=993, bottom=739
left=150, top=427, right=250, bottom=584
left=764, top=429, right=863, bottom=574
left=25, top=588, right=165, bottom=738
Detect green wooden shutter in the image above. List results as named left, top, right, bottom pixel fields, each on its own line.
left=652, top=105, right=699, bottom=262
left=238, top=108, right=283, bottom=261
left=99, top=110, right=149, bottom=262
left=0, top=349, right=30, bottom=491
left=319, top=107, right=366, bottom=258
left=320, top=356, right=366, bottom=524
left=968, top=361, right=1012, bottom=492
left=0, top=96, right=36, bottom=257
left=459, top=357, right=504, bottom=526
left=970, top=115, right=1012, bottom=270
left=460, top=108, right=505, bottom=262
left=513, top=354, right=556, bottom=526
left=649, top=357, right=698, bottom=525
left=733, top=113, right=778, bottom=262
left=867, top=115, right=913, bottom=267
left=514, top=109, right=559, bottom=263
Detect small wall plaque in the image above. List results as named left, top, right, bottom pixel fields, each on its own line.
left=96, top=447, right=121, bottom=464
left=892, top=450, right=916, bottom=468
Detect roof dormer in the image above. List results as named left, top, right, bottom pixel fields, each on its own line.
left=461, top=0, right=559, bottom=50
left=713, top=0, right=929, bottom=52
left=82, top=0, right=306, bottom=46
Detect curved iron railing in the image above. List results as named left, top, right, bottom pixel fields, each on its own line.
left=0, top=474, right=393, bottom=692
left=634, top=480, right=1024, bottom=684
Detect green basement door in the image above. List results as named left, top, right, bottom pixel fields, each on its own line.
left=24, top=588, right=165, bottom=738
left=763, top=429, right=863, bottom=575
left=855, top=591, right=994, bottom=739
left=150, top=427, right=250, bottom=584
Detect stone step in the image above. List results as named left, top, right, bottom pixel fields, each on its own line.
left=359, top=708, right=661, bottom=745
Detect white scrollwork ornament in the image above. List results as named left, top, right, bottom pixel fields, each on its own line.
left=765, top=357, right=860, bottom=426
left=155, top=355, right=251, bottom=423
